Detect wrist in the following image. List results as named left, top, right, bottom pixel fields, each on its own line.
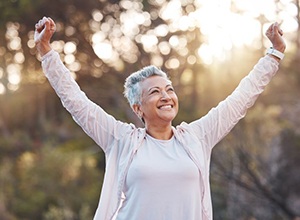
left=266, top=47, right=285, bottom=61
left=272, top=46, right=285, bottom=54
left=36, top=41, right=52, bottom=57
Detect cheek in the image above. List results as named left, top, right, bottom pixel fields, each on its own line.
left=170, top=94, right=179, bottom=112
left=173, top=94, right=179, bottom=105
left=140, top=97, right=158, bottom=111
left=142, top=96, right=157, bottom=105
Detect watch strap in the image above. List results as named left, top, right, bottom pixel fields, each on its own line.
left=266, top=47, right=284, bottom=60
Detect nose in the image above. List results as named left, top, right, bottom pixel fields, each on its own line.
left=160, top=91, right=171, bottom=100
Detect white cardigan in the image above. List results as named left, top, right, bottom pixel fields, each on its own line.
left=42, top=50, right=279, bottom=220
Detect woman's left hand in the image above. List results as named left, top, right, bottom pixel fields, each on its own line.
left=266, top=22, right=286, bottom=53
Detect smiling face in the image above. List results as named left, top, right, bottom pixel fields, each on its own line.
left=133, top=75, right=179, bottom=127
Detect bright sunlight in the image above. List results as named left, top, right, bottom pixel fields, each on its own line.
left=90, top=0, right=297, bottom=67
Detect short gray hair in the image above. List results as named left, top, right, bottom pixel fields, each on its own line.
left=124, top=65, right=170, bottom=107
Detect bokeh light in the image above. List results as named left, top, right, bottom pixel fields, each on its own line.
left=0, top=0, right=298, bottom=93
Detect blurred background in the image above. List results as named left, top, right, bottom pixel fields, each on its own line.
left=0, top=0, right=300, bottom=219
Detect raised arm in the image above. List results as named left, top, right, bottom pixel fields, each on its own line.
left=188, top=22, right=286, bottom=152
left=34, top=17, right=134, bottom=152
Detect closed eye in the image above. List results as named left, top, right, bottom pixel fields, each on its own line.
left=150, top=89, right=159, bottom=94
left=167, top=87, right=175, bottom=92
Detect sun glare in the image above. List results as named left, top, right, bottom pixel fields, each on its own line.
left=88, top=0, right=298, bottom=69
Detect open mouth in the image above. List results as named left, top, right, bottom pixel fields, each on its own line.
left=158, top=104, right=173, bottom=110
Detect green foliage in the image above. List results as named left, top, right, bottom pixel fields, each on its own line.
left=0, top=139, right=103, bottom=219
left=0, top=0, right=43, bottom=26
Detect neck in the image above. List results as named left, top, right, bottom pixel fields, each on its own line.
left=145, top=123, right=173, bottom=140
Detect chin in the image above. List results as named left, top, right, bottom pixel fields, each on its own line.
left=160, top=114, right=177, bottom=122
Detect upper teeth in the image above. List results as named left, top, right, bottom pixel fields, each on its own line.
left=160, top=105, right=172, bottom=109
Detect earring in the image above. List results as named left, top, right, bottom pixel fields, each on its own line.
left=138, top=111, right=143, bottom=119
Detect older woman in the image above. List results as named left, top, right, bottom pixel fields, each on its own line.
left=35, top=17, right=285, bottom=220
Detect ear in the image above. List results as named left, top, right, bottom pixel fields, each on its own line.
left=132, top=104, right=142, bottom=118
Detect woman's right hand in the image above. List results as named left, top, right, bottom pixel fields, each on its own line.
left=34, top=17, right=56, bottom=56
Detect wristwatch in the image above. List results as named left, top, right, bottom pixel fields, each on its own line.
left=266, top=47, right=285, bottom=60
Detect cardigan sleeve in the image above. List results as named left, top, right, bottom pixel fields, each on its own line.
left=188, top=55, right=279, bottom=151
left=41, top=50, right=134, bottom=153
